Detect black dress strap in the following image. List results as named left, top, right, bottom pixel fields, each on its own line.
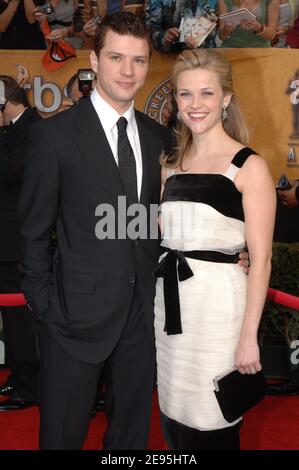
left=231, top=147, right=256, bottom=168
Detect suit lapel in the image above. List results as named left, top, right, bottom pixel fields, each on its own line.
left=74, top=98, right=124, bottom=207
left=9, top=107, right=35, bottom=135
left=136, top=113, right=156, bottom=207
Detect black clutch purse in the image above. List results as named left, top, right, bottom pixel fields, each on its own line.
left=213, top=369, right=267, bottom=423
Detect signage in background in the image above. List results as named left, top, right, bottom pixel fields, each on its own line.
left=0, top=49, right=298, bottom=178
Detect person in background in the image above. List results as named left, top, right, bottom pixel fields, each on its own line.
left=73, top=0, right=144, bottom=48
left=146, top=0, right=218, bottom=52
left=58, top=69, right=96, bottom=111
left=268, top=177, right=299, bottom=396
left=272, top=0, right=299, bottom=46
left=0, top=75, right=40, bottom=411
left=218, top=0, right=280, bottom=47
left=277, top=179, right=299, bottom=206
left=33, top=0, right=83, bottom=49
left=154, top=48, right=276, bottom=450
left=286, top=11, right=299, bottom=46
left=0, top=0, right=45, bottom=49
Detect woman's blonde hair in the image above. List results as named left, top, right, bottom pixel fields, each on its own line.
left=162, top=49, right=249, bottom=169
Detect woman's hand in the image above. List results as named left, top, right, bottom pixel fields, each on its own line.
left=219, top=21, right=237, bottom=40
left=33, top=7, right=47, bottom=23
left=234, top=336, right=262, bottom=375
left=240, top=19, right=263, bottom=32
left=271, top=25, right=287, bottom=45
left=274, top=24, right=289, bottom=39
left=184, top=34, right=197, bottom=48
left=47, top=27, right=68, bottom=41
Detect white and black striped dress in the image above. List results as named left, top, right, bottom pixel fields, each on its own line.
left=154, top=147, right=253, bottom=431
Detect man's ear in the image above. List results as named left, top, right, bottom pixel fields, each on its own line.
left=90, top=51, right=98, bottom=74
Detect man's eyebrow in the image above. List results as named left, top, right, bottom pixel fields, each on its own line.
left=107, top=52, right=148, bottom=59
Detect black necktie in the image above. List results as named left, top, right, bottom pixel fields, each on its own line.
left=117, top=117, right=138, bottom=205
left=4, top=121, right=14, bottom=132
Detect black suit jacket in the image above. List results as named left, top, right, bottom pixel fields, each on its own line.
left=0, top=107, right=41, bottom=262
left=19, top=97, right=173, bottom=363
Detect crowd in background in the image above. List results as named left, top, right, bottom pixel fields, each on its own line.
left=0, top=0, right=299, bottom=50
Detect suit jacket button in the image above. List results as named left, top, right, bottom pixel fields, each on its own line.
left=128, top=277, right=135, bottom=284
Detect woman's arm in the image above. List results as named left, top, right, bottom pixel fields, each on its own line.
left=239, top=0, right=280, bottom=41
left=74, top=0, right=98, bottom=40
left=234, top=155, right=276, bottom=374
left=261, top=0, right=280, bottom=40
left=24, top=0, right=38, bottom=23
left=217, top=0, right=238, bottom=40
left=0, top=0, right=19, bottom=32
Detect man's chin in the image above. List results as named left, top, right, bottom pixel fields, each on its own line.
left=117, top=89, right=137, bottom=101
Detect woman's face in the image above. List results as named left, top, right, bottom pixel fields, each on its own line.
left=175, top=67, right=229, bottom=136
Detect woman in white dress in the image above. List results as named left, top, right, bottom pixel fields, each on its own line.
left=154, top=49, right=276, bottom=450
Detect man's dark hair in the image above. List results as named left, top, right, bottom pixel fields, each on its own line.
left=93, top=12, right=152, bottom=58
left=0, top=75, right=29, bottom=107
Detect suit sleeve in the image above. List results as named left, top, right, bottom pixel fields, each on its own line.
left=18, top=121, right=61, bottom=317
left=0, top=126, right=26, bottom=184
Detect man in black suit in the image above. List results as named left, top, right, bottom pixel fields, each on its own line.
left=0, top=75, right=39, bottom=410
left=18, top=13, right=172, bottom=450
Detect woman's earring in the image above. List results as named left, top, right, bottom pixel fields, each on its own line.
left=222, top=107, right=228, bottom=121
left=177, top=111, right=182, bottom=121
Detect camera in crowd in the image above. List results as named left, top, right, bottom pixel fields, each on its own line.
left=34, top=1, right=55, bottom=15
left=92, top=15, right=102, bottom=26
left=78, top=69, right=96, bottom=98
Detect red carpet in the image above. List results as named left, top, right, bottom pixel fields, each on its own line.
left=0, top=369, right=298, bottom=450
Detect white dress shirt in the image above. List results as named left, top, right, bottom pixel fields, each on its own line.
left=11, top=108, right=27, bottom=124
left=90, top=88, right=143, bottom=200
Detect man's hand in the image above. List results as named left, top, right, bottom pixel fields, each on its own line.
left=277, top=180, right=299, bottom=207
left=58, top=98, right=75, bottom=113
left=16, top=64, right=29, bottom=85
left=238, top=250, right=249, bottom=274
left=83, top=19, right=98, bottom=38
left=163, top=27, right=180, bottom=45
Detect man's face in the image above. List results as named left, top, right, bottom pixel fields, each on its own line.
left=90, top=30, right=150, bottom=114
